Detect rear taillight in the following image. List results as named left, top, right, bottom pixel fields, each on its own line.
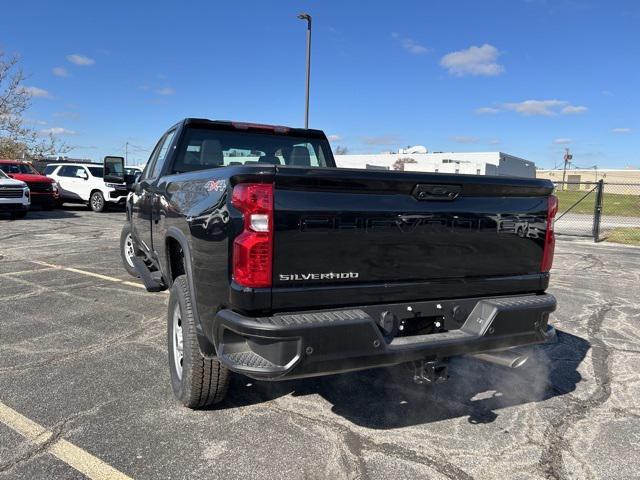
left=541, top=195, right=558, bottom=272
left=231, top=183, right=274, bottom=288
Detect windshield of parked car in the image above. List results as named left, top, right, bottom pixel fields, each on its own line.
left=0, top=169, right=8, bottom=179
left=88, top=167, right=104, bottom=177
left=0, top=163, right=39, bottom=175
left=170, top=127, right=334, bottom=174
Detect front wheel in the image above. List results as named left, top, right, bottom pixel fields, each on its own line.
left=168, top=275, right=230, bottom=408
left=120, top=223, right=140, bottom=277
left=90, top=191, right=106, bottom=212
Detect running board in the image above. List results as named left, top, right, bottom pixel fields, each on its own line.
left=131, top=256, right=166, bottom=292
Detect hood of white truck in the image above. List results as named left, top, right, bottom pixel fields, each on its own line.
left=0, top=177, right=27, bottom=188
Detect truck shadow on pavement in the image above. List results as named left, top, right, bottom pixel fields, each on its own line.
left=223, top=330, right=588, bottom=429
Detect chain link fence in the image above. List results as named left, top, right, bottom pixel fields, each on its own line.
left=553, top=181, right=640, bottom=245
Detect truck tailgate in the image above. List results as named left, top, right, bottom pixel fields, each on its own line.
left=272, top=167, right=553, bottom=309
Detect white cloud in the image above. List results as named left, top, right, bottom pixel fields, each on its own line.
left=155, top=87, right=175, bottom=96
left=402, top=38, right=429, bottom=54
left=392, top=33, right=430, bottom=54
left=361, top=134, right=400, bottom=146
left=52, top=66, right=70, bottom=77
left=611, top=127, right=631, bottom=133
left=53, top=111, right=80, bottom=120
left=500, top=99, right=586, bottom=116
left=327, top=134, right=341, bottom=142
left=66, top=54, right=95, bottom=66
left=19, top=86, right=51, bottom=98
left=440, top=44, right=504, bottom=77
left=450, top=135, right=480, bottom=144
left=25, top=118, right=48, bottom=126
left=40, top=127, right=77, bottom=136
left=503, top=99, right=565, bottom=116
left=561, top=105, right=588, bottom=115
left=475, top=107, right=501, bottom=114
left=554, top=138, right=573, bottom=144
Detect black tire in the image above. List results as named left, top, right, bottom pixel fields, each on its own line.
left=90, top=191, right=106, bottom=212
left=11, top=210, right=28, bottom=219
left=120, top=223, right=140, bottom=277
left=168, top=275, right=230, bottom=408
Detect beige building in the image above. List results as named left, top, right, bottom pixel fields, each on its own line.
left=537, top=169, right=640, bottom=190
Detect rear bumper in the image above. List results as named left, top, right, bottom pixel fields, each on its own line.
left=212, top=293, right=556, bottom=380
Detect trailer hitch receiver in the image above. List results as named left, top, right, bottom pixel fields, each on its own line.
left=413, top=359, right=448, bottom=385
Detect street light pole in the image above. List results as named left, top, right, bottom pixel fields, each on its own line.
left=298, top=13, right=312, bottom=129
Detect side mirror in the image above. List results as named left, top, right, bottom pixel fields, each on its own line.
left=104, top=156, right=125, bottom=183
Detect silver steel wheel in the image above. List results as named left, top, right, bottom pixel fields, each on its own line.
left=91, top=193, right=103, bottom=211
left=123, top=233, right=136, bottom=268
left=172, top=304, right=184, bottom=379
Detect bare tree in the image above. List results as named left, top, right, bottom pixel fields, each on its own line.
left=334, top=145, right=348, bottom=155
left=392, top=157, right=417, bottom=171
left=0, top=50, right=72, bottom=159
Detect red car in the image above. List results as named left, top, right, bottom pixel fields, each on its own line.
left=0, top=159, right=60, bottom=209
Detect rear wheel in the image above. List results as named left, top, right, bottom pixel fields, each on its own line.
left=90, top=191, right=105, bottom=212
left=120, top=223, right=140, bottom=277
left=168, top=275, right=230, bottom=408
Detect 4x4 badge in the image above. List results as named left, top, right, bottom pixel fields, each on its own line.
left=204, top=179, right=226, bottom=192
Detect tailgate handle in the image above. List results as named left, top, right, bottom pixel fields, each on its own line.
left=412, top=184, right=461, bottom=201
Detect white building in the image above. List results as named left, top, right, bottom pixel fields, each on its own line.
left=334, top=152, right=536, bottom=178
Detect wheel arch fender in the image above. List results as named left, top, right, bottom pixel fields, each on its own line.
left=164, top=226, right=215, bottom=356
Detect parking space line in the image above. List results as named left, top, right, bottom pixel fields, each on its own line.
left=0, top=401, right=132, bottom=480
left=0, top=267, right=57, bottom=277
left=31, top=260, right=147, bottom=290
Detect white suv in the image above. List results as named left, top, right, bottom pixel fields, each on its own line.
left=44, top=163, right=128, bottom=212
left=0, top=168, right=30, bottom=219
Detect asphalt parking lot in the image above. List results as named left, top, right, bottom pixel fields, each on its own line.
left=1, top=207, right=639, bottom=480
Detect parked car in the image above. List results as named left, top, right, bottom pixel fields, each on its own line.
left=125, top=166, right=144, bottom=177
left=0, top=168, right=30, bottom=219
left=44, top=162, right=128, bottom=212
left=0, top=159, right=59, bottom=209
left=121, top=118, right=558, bottom=409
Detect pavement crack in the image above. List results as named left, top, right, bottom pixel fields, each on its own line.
left=269, top=403, right=475, bottom=480
left=538, top=303, right=613, bottom=480
left=0, top=417, right=68, bottom=475
left=0, top=315, right=162, bottom=375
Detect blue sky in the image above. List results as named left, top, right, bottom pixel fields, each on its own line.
left=3, top=0, right=639, bottom=168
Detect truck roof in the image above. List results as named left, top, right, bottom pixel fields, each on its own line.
left=181, top=118, right=327, bottom=139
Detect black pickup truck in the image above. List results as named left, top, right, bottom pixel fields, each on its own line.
left=120, top=118, right=558, bottom=409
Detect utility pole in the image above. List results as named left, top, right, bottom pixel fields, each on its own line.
left=561, top=148, right=572, bottom=191
left=125, top=142, right=129, bottom=166
left=298, top=13, right=312, bottom=129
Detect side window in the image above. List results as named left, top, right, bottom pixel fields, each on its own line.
left=150, top=129, right=176, bottom=179
left=58, top=166, right=77, bottom=177
left=43, top=165, right=57, bottom=175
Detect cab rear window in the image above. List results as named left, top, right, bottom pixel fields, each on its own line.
left=170, top=128, right=332, bottom=174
